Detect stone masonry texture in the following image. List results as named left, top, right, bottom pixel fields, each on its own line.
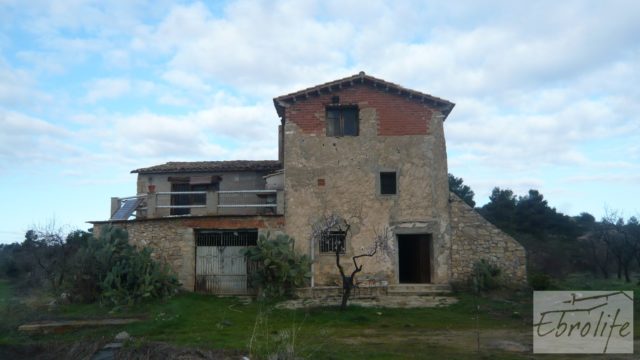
left=282, top=82, right=452, bottom=286
left=449, top=193, right=527, bottom=284
left=93, top=216, right=284, bottom=291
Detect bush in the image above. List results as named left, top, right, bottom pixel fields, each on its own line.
left=470, top=259, right=502, bottom=292
left=68, top=226, right=180, bottom=305
left=242, top=232, right=311, bottom=299
left=529, top=273, right=553, bottom=290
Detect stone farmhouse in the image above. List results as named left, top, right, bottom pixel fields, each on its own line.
left=91, top=72, right=526, bottom=295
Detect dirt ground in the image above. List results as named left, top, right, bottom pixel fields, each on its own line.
left=3, top=332, right=639, bottom=359
left=0, top=341, right=104, bottom=360
left=0, top=342, right=243, bottom=360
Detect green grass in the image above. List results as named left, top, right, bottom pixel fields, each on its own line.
left=3, top=275, right=639, bottom=359
left=0, top=280, right=532, bottom=359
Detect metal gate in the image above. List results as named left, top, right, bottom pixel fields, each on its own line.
left=195, top=229, right=258, bottom=294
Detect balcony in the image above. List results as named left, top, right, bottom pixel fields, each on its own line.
left=110, top=189, right=284, bottom=220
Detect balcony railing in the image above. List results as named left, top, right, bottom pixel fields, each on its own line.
left=110, top=189, right=283, bottom=220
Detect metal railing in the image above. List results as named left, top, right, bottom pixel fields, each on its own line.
left=112, top=189, right=282, bottom=219
left=154, top=191, right=207, bottom=209
left=217, top=190, right=277, bottom=208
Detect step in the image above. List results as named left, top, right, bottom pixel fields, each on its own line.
left=387, top=284, right=452, bottom=296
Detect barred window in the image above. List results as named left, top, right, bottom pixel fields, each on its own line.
left=320, top=231, right=346, bottom=254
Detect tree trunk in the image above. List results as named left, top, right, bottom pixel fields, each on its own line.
left=340, top=275, right=353, bottom=311
left=341, top=286, right=351, bottom=310
left=624, top=265, right=631, bottom=283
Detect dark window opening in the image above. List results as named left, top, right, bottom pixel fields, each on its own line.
left=326, top=106, right=358, bottom=137
left=320, top=231, right=346, bottom=254
left=170, top=183, right=191, bottom=215
left=380, top=172, right=397, bottom=195
left=170, top=181, right=219, bottom=215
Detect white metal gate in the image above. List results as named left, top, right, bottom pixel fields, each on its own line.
left=195, top=230, right=258, bottom=294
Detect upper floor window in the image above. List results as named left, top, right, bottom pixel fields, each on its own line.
left=326, top=106, right=358, bottom=137
left=380, top=171, right=397, bottom=195
left=169, top=177, right=220, bottom=215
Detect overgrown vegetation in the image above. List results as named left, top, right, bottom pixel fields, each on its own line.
left=242, top=232, right=311, bottom=299
left=74, top=226, right=180, bottom=306
left=471, top=259, right=503, bottom=292
left=0, top=224, right=179, bottom=307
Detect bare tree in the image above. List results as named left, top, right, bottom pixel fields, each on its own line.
left=585, top=227, right=611, bottom=279
left=311, top=214, right=392, bottom=310
left=23, top=220, right=79, bottom=293
left=599, top=210, right=636, bottom=282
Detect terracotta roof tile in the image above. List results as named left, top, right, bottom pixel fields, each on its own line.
left=273, top=71, right=455, bottom=118
left=131, top=160, right=281, bottom=174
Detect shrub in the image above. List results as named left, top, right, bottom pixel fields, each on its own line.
left=529, top=272, right=553, bottom=290
left=470, top=259, right=502, bottom=292
left=242, top=232, right=311, bottom=299
left=68, top=226, right=180, bottom=305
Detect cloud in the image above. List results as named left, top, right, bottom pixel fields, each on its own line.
left=98, top=99, right=279, bottom=163
left=0, top=110, right=75, bottom=170
left=0, top=58, right=46, bottom=106
left=161, top=69, right=211, bottom=92
left=84, top=77, right=131, bottom=103
left=563, top=174, right=640, bottom=184
left=132, top=1, right=354, bottom=97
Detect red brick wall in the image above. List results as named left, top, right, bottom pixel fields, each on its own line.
left=284, top=85, right=434, bottom=136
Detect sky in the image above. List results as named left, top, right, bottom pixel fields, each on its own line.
left=1, top=0, right=639, bottom=244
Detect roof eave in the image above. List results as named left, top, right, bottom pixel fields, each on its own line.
left=273, top=72, right=455, bottom=119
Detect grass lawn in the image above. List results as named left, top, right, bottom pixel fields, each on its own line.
left=1, top=276, right=639, bottom=359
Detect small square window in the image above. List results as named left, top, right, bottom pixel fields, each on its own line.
left=320, top=231, right=346, bottom=254
left=380, top=172, right=397, bottom=195
left=326, top=106, right=358, bottom=137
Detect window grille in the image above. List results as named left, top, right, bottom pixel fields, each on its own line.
left=320, top=231, right=346, bottom=254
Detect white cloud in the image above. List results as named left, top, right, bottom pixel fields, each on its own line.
left=84, top=77, right=131, bottom=103
left=131, top=1, right=354, bottom=97
left=96, top=99, right=279, bottom=163
left=161, top=69, right=211, bottom=92
left=0, top=110, right=75, bottom=170
left=0, top=58, right=46, bottom=106
left=563, top=174, right=640, bottom=184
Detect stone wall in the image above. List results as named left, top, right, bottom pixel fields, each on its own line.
left=281, top=83, right=452, bottom=286
left=449, top=194, right=527, bottom=285
left=92, top=215, right=285, bottom=291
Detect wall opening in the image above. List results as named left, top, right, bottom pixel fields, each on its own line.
left=397, top=233, right=432, bottom=283
left=195, top=229, right=258, bottom=294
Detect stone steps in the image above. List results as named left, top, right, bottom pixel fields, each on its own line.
left=387, top=283, right=452, bottom=296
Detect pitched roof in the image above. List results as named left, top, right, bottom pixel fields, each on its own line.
left=131, top=160, right=282, bottom=174
left=273, top=71, right=455, bottom=119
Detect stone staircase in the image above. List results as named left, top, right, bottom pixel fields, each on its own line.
left=387, top=283, right=452, bottom=296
